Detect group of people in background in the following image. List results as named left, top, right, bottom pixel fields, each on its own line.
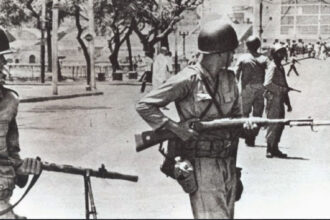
left=281, top=39, right=328, bottom=60
left=236, top=36, right=291, bottom=158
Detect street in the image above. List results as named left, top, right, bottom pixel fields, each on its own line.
left=8, top=58, right=330, bottom=218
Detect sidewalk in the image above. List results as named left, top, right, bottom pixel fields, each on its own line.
left=6, top=80, right=149, bottom=103
left=6, top=83, right=103, bottom=103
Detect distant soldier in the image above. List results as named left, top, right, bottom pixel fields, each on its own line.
left=0, top=28, right=41, bottom=219
left=236, top=36, right=269, bottom=146
left=264, top=43, right=292, bottom=158
left=287, top=58, right=300, bottom=77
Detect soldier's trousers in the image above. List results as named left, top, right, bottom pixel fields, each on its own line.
left=189, top=157, right=237, bottom=219
left=265, top=93, right=285, bottom=151
left=0, top=177, right=17, bottom=219
left=241, top=84, right=265, bottom=140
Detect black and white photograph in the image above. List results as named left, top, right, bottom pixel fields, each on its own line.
left=0, top=0, right=329, bottom=218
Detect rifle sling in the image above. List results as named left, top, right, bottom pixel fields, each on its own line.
left=200, top=73, right=224, bottom=118
left=0, top=171, right=42, bottom=216
left=175, top=70, right=223, bottom=123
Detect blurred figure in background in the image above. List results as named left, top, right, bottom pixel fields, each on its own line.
left=236, top=35, right=269, bottom=147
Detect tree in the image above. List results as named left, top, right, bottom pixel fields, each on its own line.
left=130, top=0, right=203, bottom=58
left=0, top=0, right=67, bottom=82
left=94, top=0, right=136, bottom=73
left=61, top=0, right=92, bottom=84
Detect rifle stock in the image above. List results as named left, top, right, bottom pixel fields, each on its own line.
left=0, top=159, right=138, bottom=182
left=136, top=117, right=330, bottom=152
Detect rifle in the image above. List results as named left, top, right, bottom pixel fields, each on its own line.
left=0, top=159, right=138, bottom=219
left=135, top=117, right=330, bottom=152
left=288, top=86, right=301, bottom=93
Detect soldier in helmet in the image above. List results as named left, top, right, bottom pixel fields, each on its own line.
left=235, top=36, right=269, bottom=146
left=0, top=28, right=41, bottom=219
left=136, top=20, right=254, bottom=218
left=264, top=43, right=292, bottom=158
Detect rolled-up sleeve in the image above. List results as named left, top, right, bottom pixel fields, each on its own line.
left=136, top=72, right=192, bottom=130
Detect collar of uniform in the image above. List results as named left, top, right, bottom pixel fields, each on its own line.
left=196, top=62, right=215, bottom=82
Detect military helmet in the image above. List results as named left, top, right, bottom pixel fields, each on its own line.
left=270, top=43, right=286, bottom=58
left=0, top=28, right=13, bottom=55
left=198, top=20, right=238, bottom=54
left=246, top=35, right=261, bottom=51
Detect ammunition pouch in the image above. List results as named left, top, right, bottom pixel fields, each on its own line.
left=176, top=169, right=198, bottom=194
left=160, top=157, right=175, bottom=179
left=159, top=138, right=183, bottom=179
left=235, top=167, right=243, bottom=201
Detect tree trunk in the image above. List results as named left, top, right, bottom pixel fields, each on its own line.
left=75, top=6, right=91, bottom=84
left=126, top=35, right=133, bottom=71
left=109, top=48, right=120, bottom=73
left=160, top=35, right=169, bottom=50
left=40, top=27, right=45, bottom=83
left=46, top=25, right=52, bottom=72
left=142, top=40, right=155, bottom=58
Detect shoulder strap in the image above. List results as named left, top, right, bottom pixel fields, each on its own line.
left=200, top=73, right=224, bottom=118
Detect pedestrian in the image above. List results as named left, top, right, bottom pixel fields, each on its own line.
left=307, top=43, right=313, bottom=57
left=136, top=20, right=255, bottom=219
left=264, top=43, right=292, bottom=158
left=235, top=35, right=269, bottom=147
left=139, top=53, right=153, bottom=93
left=0, top=28, right=41, bottom=219
left=320, top=42, right=327, bottom=60
left=165, top=51, right=174, bottom=75
left=152, top=46, right=172, bottom=89
left=287, top=57, right=300, bottom=77
left=315, top=41, right=321, bottom=59
left=290, top=40, right=297, bottom=57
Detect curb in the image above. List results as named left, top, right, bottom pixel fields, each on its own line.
left=20, top=91, right=104, bottom=103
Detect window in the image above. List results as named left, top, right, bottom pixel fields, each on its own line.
left=29, top=55, right=36, bottom=63
left=297, top=25, right=318, bottom=34
left=280, top=26, right=294, bottom=34
left=281, top=16, right=294, bottom=25
left=296, top=15, right=318, bottom=24
left=15, top=59, right=19, bottom=63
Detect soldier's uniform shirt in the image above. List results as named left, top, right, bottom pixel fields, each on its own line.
left=0, top=87, right=23, bottom=219
left=235, top=53, right=268, bottom=114
left=264, top=61, right=289, bottom=149
left=136, top=63, right=242, bottom=219
left=235, top=53, right=268, bottom=141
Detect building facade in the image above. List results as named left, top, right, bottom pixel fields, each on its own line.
left=257, top=0, right=330, bottom=44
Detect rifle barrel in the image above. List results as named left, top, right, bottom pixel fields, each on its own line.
left=0, top=159, right=138, bottom=182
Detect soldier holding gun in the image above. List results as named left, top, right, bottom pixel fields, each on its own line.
left=136, top=20, right=256, bottom=219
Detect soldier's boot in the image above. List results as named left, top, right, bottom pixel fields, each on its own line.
left=245, top=137, right=255, bottom=147
left=266, top=144, right=287, bottom=158
left=272, top=149, right=287, bottom=158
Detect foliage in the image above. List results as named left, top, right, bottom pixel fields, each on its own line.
left=130, top=0, right=203, bottom=55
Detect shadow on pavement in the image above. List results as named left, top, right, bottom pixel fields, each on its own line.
left=270, top=155, right=310, bottom=161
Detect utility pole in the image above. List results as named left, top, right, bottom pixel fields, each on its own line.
left=174, top=25, right=178, bottom=74
left=88, top=0, right=96, bottom=90
left=259, top=0, right=263, bottom=43
left=40, top=0, right=46, bottom=83
left=179, top=31, right=188, bottom=60
left=157, top=0, right=163, bottom=54
left=52, top=0, right=59, bottom=95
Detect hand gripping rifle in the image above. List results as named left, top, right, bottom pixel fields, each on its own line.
left=0, top=158, right=138, bottom=219
left=135, top=117, right=330, bottom=152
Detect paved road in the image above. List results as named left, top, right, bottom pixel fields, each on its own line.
left=8, top=58, right=330, bottom=218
